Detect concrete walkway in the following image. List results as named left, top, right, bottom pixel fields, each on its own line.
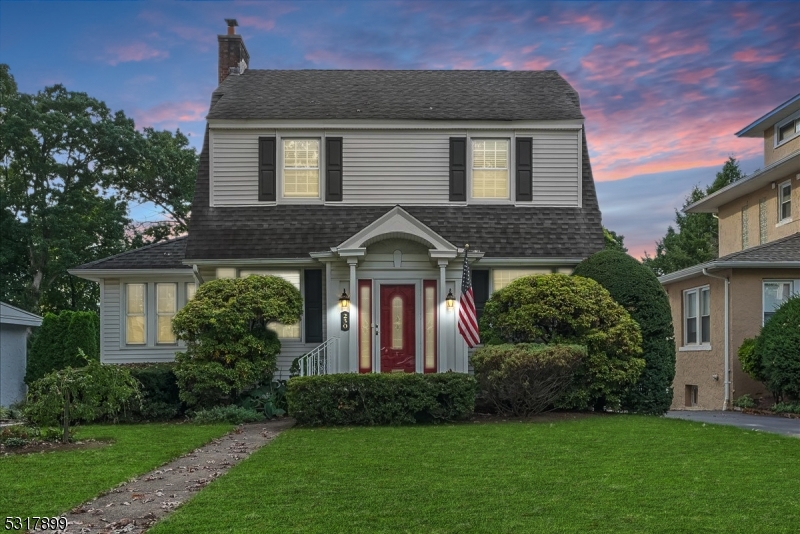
left=666, top=410, right=800, bottom=438
left=59, top=418, right=294, bottom=534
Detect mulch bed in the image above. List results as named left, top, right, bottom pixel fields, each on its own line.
left=1, top=439, right=111, bottom=456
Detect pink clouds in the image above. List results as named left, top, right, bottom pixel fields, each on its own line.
left=643, top=32, right=708, bottom=62
left=732, top=48, right=782, bottom=63
left=238, top=16, right=276, bottom=32
left=674, top=68, right=717, bottom=85
left=104, top=43, right=169, bottom=66
left=558, top=12, right=612, bottom=33
left=131, top=100, right=207, bottom=129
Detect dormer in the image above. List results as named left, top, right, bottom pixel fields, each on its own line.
left=737, top=93, right=800, bottom=167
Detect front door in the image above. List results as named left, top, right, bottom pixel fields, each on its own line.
left=380, top=285, right=416, bottom=373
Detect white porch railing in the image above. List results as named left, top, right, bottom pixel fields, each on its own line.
left=297, top=337, right=339, bottom=377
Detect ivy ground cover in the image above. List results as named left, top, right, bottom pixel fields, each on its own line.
left=0, top=423, right=232, bottom=517
left=152, top=416, right=800, bottom=533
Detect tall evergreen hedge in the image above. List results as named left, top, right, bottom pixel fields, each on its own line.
left=755, top=295, right=800, bottom=401
left=573, top=250, right=676, bottom=414
left=25, top=310, right=100, bottom=385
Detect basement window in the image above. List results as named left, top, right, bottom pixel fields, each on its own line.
left=685, top=385, right=698, bottom=408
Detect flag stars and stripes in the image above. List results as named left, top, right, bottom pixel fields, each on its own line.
left=458, top=245, right=481, bottom=348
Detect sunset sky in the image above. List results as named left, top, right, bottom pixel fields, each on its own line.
left=1, top=1, right=798, bottom=258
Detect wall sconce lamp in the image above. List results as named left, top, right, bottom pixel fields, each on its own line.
left=339, top=289, right=350, bottom=310
left=446, top=289, right=455, bottom=310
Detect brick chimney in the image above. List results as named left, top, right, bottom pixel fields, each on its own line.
left=218, top=19, right=250, bottom=85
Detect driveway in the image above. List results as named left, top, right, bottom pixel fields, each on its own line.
left=666, top=410, right=800, bottom=438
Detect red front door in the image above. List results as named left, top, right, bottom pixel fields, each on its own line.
left=380, top=285, right=416, bottom=373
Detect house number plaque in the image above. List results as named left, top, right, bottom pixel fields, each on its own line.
left=340, top=311, right=350, bottom=331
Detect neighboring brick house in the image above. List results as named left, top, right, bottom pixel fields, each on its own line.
left=71, top=20, right=604, bottom=377
left=659, top=93, right=800, bottom=410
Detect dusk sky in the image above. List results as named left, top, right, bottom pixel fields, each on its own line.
left=1, top=1, right=798, bottom=258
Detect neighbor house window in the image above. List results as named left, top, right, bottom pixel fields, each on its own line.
left=240, top=269, right=302, bottom=339
left=763, top=280, right=794, bottom=324
left=779, top=181, right=792, bottom=222
left=283, top=139, right=320, bottom=198
left=472, top=139, right=509, bottom=199
left=126, top=284, right=146, bottom=345
left=683, top=286, right=710, bottom=346
left=775, top=113, right=800, bottom=146
left=156, top=283, right=177, bottom=344
left=492, top=269, right=551, bottom=292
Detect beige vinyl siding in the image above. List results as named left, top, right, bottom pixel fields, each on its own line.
left=529, top=130, right=581, bottom=207
left=341, top=131, right=451, bottom=203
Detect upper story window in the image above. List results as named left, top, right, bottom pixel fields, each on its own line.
left=775, top=112, right=800, bottom=146
left=683, top=286, right=710, bottom=347
left=283, top=139, right=320, bottom=198
left=763, top=280, right=795, bottom=324
left=778, top=181, right=792, bottom=222
left=472, top=139, right=509, bottom=199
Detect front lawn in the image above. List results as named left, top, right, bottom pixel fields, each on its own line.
left=0, top=423, right=232, bottom=517
left=152, top=416, right=800, bottom=533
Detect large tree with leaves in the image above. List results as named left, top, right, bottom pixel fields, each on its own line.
left=642, top=157, right=744, bottom=276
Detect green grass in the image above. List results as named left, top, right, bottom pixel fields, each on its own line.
left=0, top=423, right=232, bottom=517
left=152, top=416, right=800, bottom=534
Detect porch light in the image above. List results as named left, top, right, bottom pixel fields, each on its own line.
left=339, top=289, right=350, bottom=309
left=446, top=289, right=455, bottom=309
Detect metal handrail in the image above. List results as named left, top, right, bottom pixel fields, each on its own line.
left=297, top=337, right=339, bottom=377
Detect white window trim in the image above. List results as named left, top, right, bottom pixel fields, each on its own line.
left=777, top=179, right=792, bottom=223
left=468, top=135, right=514, bottom=203
left=682, top=285, right=710, bottom=348
left=774, top=110, right=800, bottom=148
left=278, top=134, right=324, bottom=204
left=121, top=281, right=192, bottom=349
left=762, top=279, right=798, bottom=326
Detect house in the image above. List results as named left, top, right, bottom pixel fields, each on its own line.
left=0, top=302, right=43, bottom=407
left=70, top=19, right=603, bottom=377
left=659, top=93, right=800, bottom=411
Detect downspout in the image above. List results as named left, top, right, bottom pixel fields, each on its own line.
left=702, top=268, right=730, bottom=410
left=192, top=265, right=205, bottom=286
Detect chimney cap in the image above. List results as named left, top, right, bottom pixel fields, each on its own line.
left=225, top=18, right=239, bottom=28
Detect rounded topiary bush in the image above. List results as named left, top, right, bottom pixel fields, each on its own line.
left=754, top=295, right=800, bottom=401
left=573, top=249, right=676, bottom=414
left=172, top=275, right=303, bottom=409
left=480, top=273, right=644, bottom=410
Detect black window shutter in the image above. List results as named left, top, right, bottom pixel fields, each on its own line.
left=516, top=137, right=532, bottom=201
left=450, top=137, right=467, bottom=201
left=326, top=137, right=343, bottom=201
left=304, top=270, right=323, bottom=343
left=472, top=270, right=490, bottom=322
left=258, top=137, right=276, bottom=201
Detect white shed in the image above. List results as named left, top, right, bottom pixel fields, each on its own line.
left=0, top=302, right=42, bottom=407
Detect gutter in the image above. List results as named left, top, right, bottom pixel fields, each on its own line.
left=658, top=261, right=800, bottom=285
left=702, top=268, right=730, bottom=411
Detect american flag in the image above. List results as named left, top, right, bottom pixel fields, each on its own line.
left=458, top=245, right=480, bottom=348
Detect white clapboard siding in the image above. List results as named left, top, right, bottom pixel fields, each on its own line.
left=341, top=132, right=450, bottom=203
left=531, top=130, right=580, bottom=207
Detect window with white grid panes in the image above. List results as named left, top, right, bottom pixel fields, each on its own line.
left=472, top=140, right=509, bottom=199
left=156, top=283, right=177, bottom=344
left=283, top=139, right=320, bottom=198
left=492, top=269, right=552, bottom=292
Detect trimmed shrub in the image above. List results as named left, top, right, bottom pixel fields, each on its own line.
left=755, top=296, right=800, bottom=401
left=733, top=394, right=758, bottom=410
left=738, top=338, right=763, bottom=382
left=191, top=405, right=265, bottom=425
left=480, top=274, right=644, bottom=411
left=25, top=311, right=100, bottom=384
left=124, top=363, right=183, bottom=420
left=287, top=373, right=476, bottom=426
left=573, top=250, right=676, bottom=414
left=25, top=352, right=141, bottom=432
left=771, top=402, right=800, bottom=415
left=172, top=276, right=302, bottom=409
left=471, top=344, right=586, bottom=415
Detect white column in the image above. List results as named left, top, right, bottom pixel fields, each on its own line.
left=438, top=259, right=448, bottom=373
left=348, top=258, right=358, bottom=373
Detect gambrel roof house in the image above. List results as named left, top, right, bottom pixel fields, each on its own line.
left=659, top=92, right=800, bottom=411
left=71, top=19, right=604, bottom=376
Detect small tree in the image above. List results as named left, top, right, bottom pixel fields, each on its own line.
left=172, top=276, right=303, bottom=409
left=573, top=250, right=676, bottom=414
left=480, top=274, right=644, bottom=410
left=754, top=296, right=800, bottom=401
